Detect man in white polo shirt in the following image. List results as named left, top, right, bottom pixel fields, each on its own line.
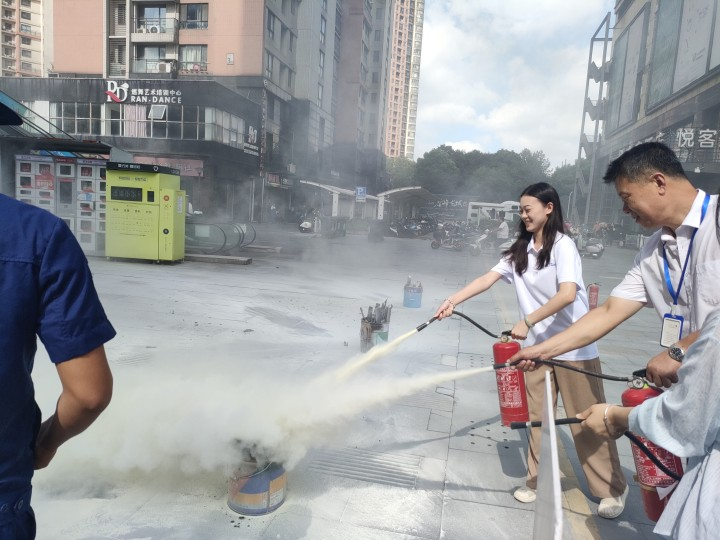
left=510, top=142, right=720, bottom=388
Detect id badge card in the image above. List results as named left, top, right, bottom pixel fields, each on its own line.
left=660, top=313, right=684, bottom=347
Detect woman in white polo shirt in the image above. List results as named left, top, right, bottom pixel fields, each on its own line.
left=435, top=182, right=628, bottom=519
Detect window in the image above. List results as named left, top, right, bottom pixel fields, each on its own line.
left=148, top=104, right=167, bottom=120
left=322, top=0, right=327, bottom=12
left=320, top=16, right=326, bottom=45
left=135, top=45, right=166, bottom=72
left=374, top=30, right=381, bottom=41
left=137, top=5, right=167, bottom=32
left=20, top=37, right=31, bottom=45
left=21, top=49, right=31, bottom=58
left=21, top=62, right=32, bottom=71
left=20, top=11, right=31, bottom=20
left=287, top=68, right=294, bottom=89
left=20, top=24, right=31, bottom=33
left=20, top=0, right=30, bottom=5
left=319, top=50, right=324, bottom=78
left=265, top=50, right=274, bottom=78
left=180, top=4, right=208, bottom=29
left=266, top=9, right=276, bottom=40
left=317, top=84, right=323, bottom=107
left=179, top=45, right=207, bottom=72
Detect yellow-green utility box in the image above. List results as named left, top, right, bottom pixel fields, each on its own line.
left=106, top=162, right=186, bottom=262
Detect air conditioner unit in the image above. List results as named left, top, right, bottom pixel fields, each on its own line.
left=136, top=26, right=146, bottom=33
left=157, top=62, right=172, bottom=73
left=148, top=25, right=160, bottom=33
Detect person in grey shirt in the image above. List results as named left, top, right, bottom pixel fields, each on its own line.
left=578, top=308, right=720, bottom=540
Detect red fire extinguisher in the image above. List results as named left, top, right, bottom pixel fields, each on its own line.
left=493, top=336, right=529, bottom=426
left=587, top=282, right=600, bottom=310
left=622, top=385, right=684, bottom=522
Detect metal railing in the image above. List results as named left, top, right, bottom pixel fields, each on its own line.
left=133, top=17, right=178, bottom=34
left=185, top=221, right=256, bottom=254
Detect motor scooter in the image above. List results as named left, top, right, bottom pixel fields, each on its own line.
left=430, top=226, right=465, bottom=251
left=576, top=234, right=604, bottom=258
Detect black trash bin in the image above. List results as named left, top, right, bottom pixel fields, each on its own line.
left=368, top=220, right=385, bottom=242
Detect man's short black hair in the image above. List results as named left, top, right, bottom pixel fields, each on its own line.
left=603, top=142, right=688, bottom=184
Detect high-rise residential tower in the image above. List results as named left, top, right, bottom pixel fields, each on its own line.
left=1, top=0, right=45, bottom=78
left=384, top=0, right=423, bottom=160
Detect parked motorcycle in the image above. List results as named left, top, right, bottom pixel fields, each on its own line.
left=576, top=235, right=604, bottom=258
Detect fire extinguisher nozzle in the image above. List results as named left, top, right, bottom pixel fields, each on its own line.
left=510, top=418, right=582, bottom=429
left=415, top=316, right=438, bottom=332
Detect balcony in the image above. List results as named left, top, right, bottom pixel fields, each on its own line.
left=17, top=63, right=39, bottom=76
left=2, top=0, right=15, bottom=7
left=178, top=19, right=207, bottom=30
left=131, top=17, right=178, bottom=43
left=133, top=58, right=176, bottom=75
left=178, top=61, right=207, bottom=75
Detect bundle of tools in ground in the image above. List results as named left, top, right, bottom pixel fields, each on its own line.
left=360, top=300, right=392, bottom=352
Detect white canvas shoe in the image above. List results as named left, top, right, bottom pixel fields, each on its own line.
left=598, top=485, right=629, bottom=519
left=513, top=486, right=537, bottom=503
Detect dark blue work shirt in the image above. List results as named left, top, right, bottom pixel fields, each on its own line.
left=0, top=194, right=116, bottom=494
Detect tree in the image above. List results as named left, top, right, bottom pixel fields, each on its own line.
left=414, top=146, right=460, bottom=193
left=386, top=156, right=416, bottom=188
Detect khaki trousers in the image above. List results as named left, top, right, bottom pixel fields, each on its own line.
left=523, top=358, right=627, bottom=498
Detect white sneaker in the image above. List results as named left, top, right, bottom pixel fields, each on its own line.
left=513, top=486, right=537, bottom=503
left=598, top=485, right=629, bottom=519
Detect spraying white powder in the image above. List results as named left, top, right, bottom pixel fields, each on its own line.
left=33, top=336, right=495, bottom=491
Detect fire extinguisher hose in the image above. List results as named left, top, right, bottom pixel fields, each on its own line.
left=623, top=430, right=682, bottom=482
left=451, top=311, right=509, bottom=339
left=532, top=358, right=645, bottom=385
left=509, top=420, right=682, bottom=482
left=448, top=311, right=647, bottom=387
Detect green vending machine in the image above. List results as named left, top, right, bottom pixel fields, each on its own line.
left=106, top=162, right=185, bottom=262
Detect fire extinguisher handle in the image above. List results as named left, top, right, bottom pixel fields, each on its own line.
left=633, top=368, right=647, bottom=378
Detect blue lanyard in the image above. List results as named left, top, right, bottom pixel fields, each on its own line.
left=662, top=193, right=711, bottom=310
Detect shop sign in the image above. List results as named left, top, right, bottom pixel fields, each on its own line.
left=105, top=80, right=183, bottom=104
left=134, top=155, right=204, bottom=177
left=244, top=125, right=259, bottom=156
left=676, top=127, right=718, bottom=148
left=431, top=198, right=467, bottom=209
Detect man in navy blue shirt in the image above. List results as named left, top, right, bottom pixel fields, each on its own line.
left=0, top=193, right=115, bottom=539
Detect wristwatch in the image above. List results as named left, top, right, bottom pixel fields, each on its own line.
left=668, top=343, right=685, bottom=363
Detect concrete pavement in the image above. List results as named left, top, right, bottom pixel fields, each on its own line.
left=31, top=226, right=661, bottom=539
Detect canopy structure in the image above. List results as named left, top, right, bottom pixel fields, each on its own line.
left=0, top=90, right=111, bottom=155
left=376, top=186, right=435, bottom=220
left=298, top=179, right=379, bottom=219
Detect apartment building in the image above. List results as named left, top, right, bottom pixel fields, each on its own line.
left=575, top=0, right=720, bottom=227
left=1, top=0, right=44, bottom=78
left=384, top=0, right=422, bottom=160
left=333, top=0, right=394, bottom=194
left=0, top=0, right=408, bottom=222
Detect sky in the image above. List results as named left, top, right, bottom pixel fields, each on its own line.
left=414, top=0, right=616, bottom=169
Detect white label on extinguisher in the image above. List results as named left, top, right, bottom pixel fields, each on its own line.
left=496, top=368, right=523, bottom=407
left=632, top=436, right=683, bottom=487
